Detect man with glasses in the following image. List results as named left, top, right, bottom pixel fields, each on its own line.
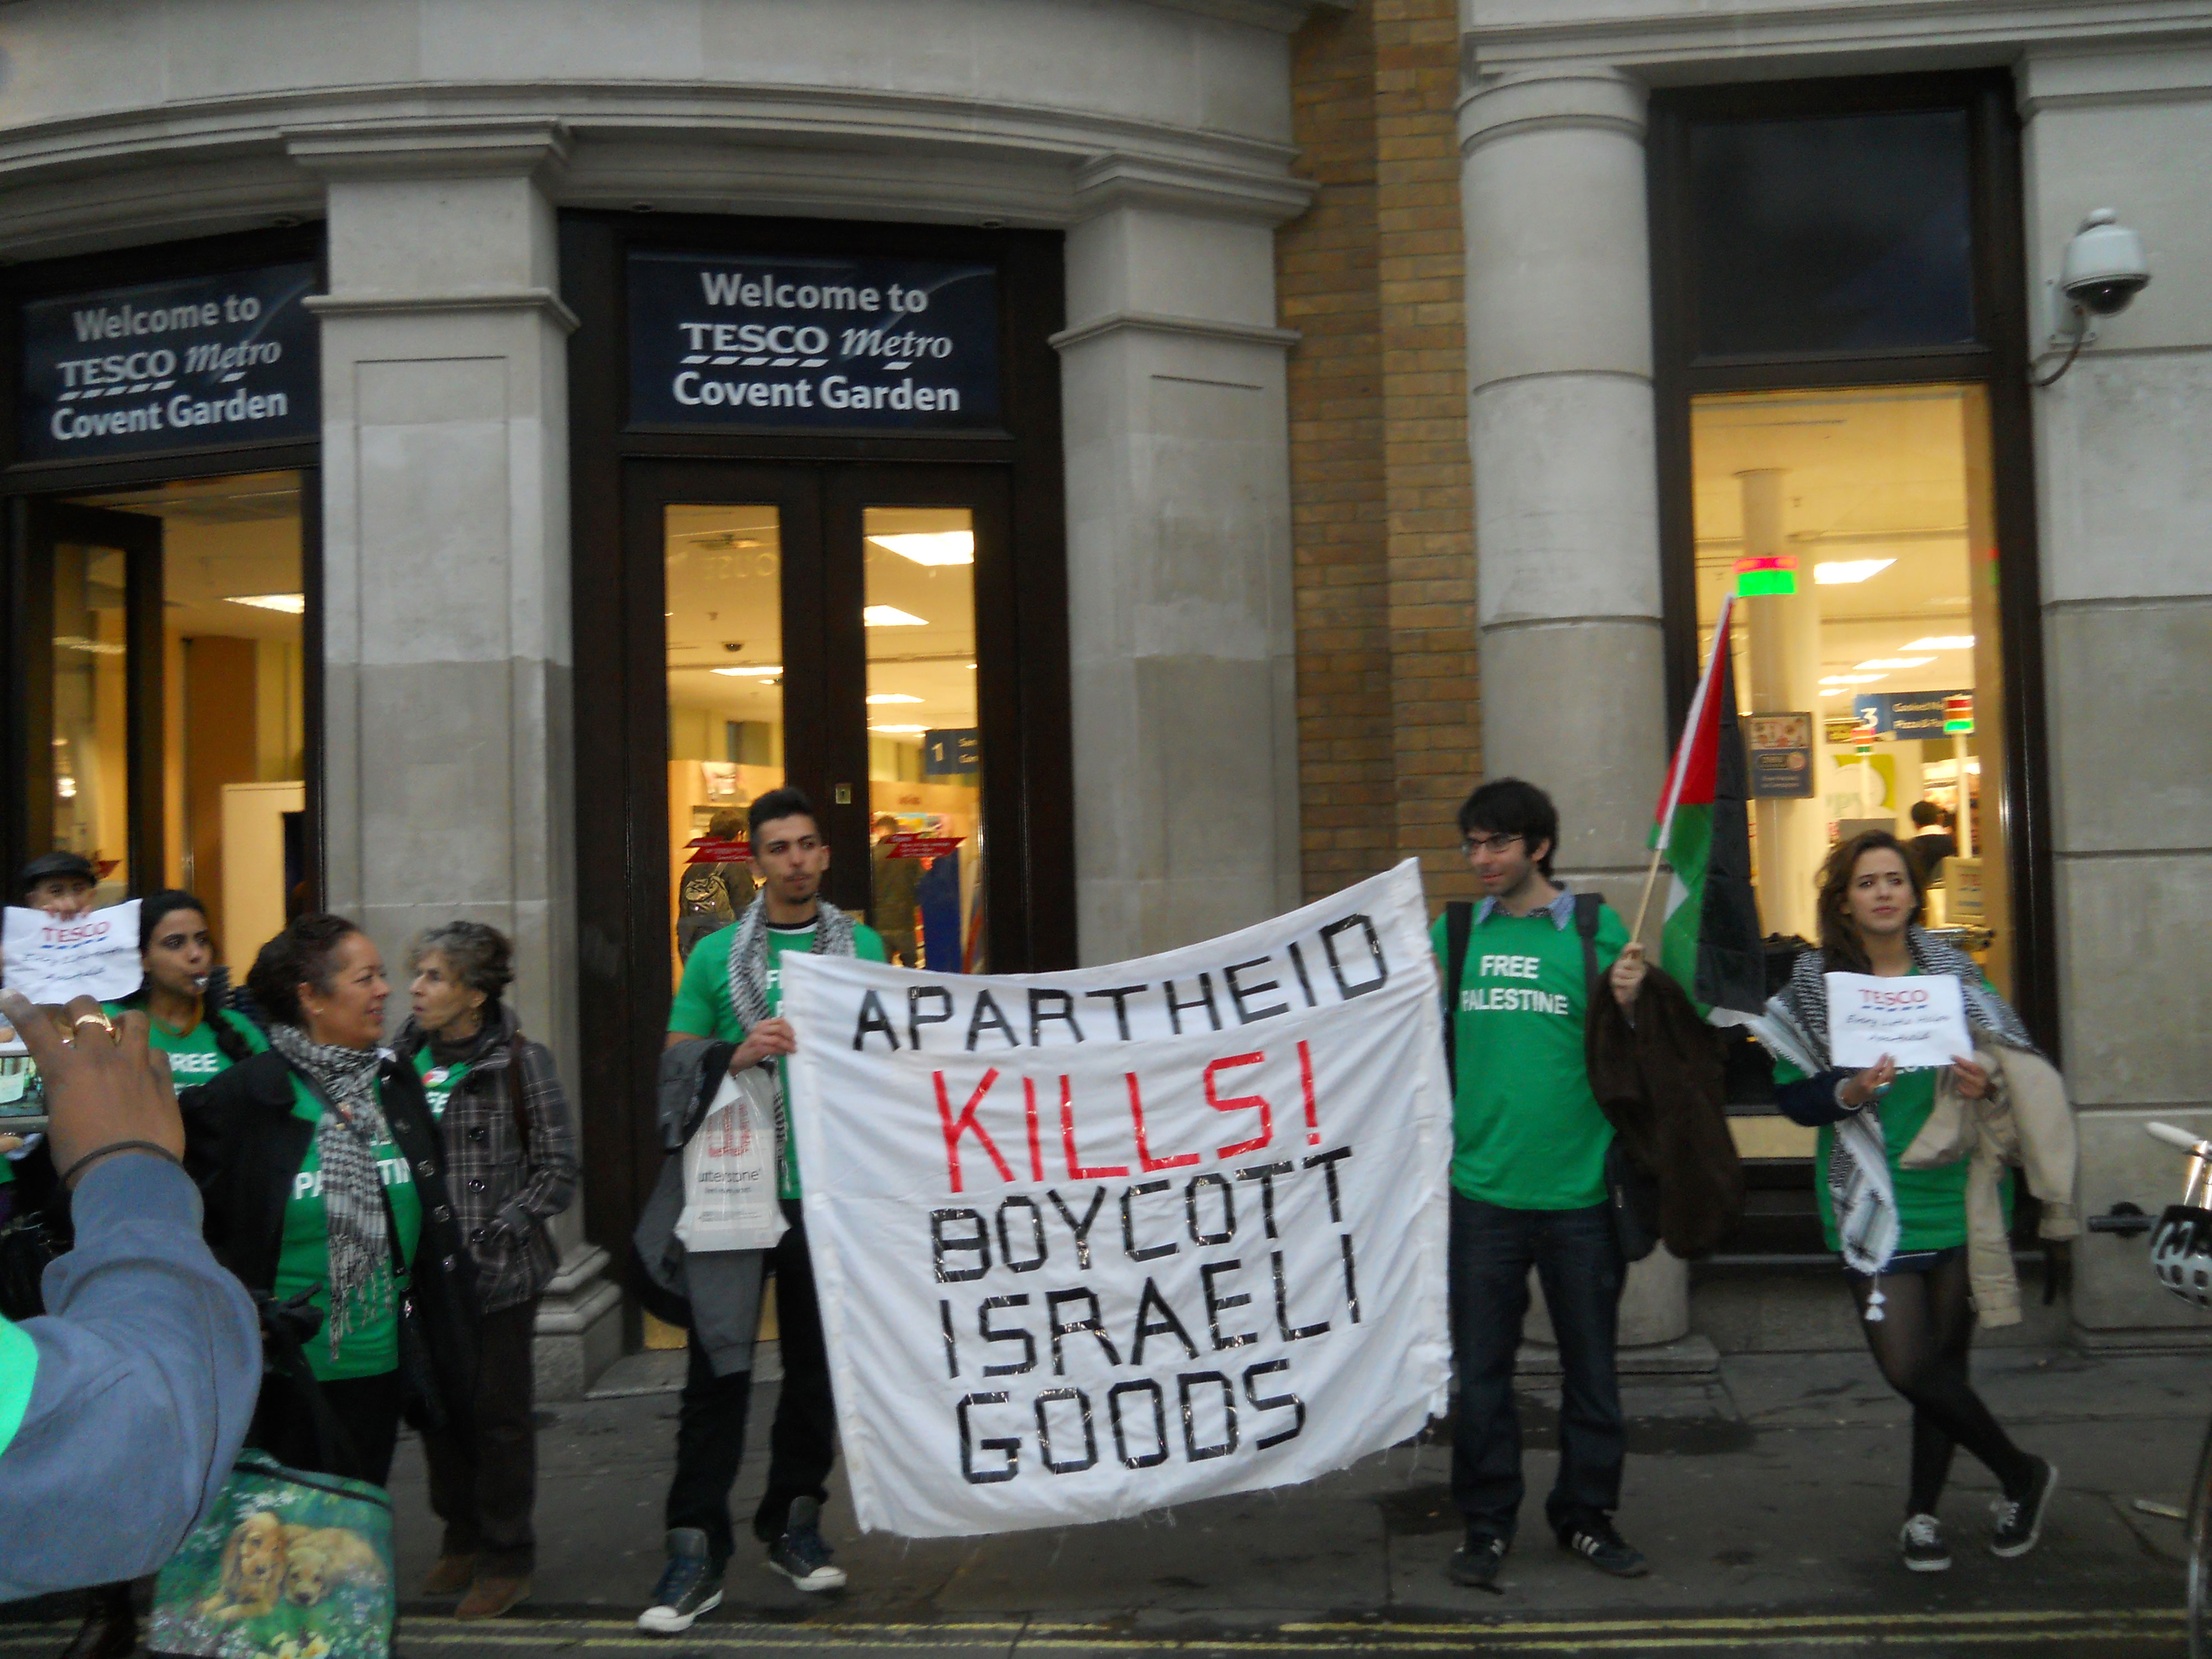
left=1431, top=778, right=1650, bottom=1588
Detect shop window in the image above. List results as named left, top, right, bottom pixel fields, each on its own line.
left=1689, top=109, right=1975, bottom=356
left=1692, top=385, right=2012, bottom=999
left=60, top=471, right=306, bottom=959
left=664, top=504, right=784, bottom=979
left=863, top=506, right=982, bottom=972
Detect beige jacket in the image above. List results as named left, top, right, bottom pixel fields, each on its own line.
left=1900, top=1042, right=2079, bottom=1326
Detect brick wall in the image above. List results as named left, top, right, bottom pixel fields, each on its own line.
left=1281, top=0, right=1479, bottom=907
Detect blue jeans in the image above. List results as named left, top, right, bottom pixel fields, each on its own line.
left=1448, top=1191, right=1626, bottom=1541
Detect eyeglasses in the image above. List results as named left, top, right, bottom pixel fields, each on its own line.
left=1460, top=833, right=1524, bottom=856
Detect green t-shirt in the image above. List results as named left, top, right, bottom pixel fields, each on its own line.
left=411, top=1048, right=471, bottom=1121
left=668, top=914, right=888, bottom=1199
left=103, top=1002, right=268, bottom=1087
left=1777, top=968, right=2010, bottom=1255
left=1433, top=898, right=1627, bottom=1210
left=0, top=1317, right=35, bottom=1454
left=270, top=1074, right=424, bottom=1382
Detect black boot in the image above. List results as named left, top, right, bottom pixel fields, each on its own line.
left=59, top=1582, right=137, bottom=1659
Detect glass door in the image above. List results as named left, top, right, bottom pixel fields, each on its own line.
left=12, top=500, right=163, bottom=899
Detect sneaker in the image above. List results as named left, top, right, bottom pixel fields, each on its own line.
left=1447, top=1531, right=1507, bottom=1588
left=1559, top=1517, right=1649, bottom=1579
left=638, top=1529, right=724, bottom=1635
left=1991, top=1458, right=2058, bottom=1558
left=766, top=1496, right=848, bottom=1592
left=1900, top=1513, right=1950, bottom=1573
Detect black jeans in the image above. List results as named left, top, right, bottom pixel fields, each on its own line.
left=1448, top=1191, right=1626, bottom=1541
left=423, top=1300, right=541, bottom=1575
left=249, top=1368, right=404, bottom=1487
left=664, top=1202, right=839, bottom=1565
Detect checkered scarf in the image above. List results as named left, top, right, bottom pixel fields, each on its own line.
left=268, top=1023, right=395, bottom=1360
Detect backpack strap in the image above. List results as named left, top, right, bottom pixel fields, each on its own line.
left=1442, top=901, right=1473, bottom=1086
left=1574, top=891, right=1605, bottom=1004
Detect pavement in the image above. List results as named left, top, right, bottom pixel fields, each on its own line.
left=5, top=1342, right=2203, bottom=1656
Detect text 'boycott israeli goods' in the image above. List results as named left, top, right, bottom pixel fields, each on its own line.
left=783, top=861, right=1453, bottom=1538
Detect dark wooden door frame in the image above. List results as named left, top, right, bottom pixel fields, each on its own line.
left=1647, top=70, right=2057, bottom=1054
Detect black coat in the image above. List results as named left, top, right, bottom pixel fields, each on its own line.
left=179, top=1048, right=477, bottom=1428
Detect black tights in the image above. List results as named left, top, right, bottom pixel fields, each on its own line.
left=1848, top=1253, right=2037, bottom=1515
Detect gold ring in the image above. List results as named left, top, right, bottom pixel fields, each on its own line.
left=72, top=1014, right=114, bottom=1037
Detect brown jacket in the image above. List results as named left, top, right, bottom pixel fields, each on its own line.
left=1585, top=967, right=1746, bottom=1259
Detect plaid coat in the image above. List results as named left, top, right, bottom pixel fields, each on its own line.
left=394, top=1004, right=577, bottom=1313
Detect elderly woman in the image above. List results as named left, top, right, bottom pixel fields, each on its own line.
left=397, top=921, right=576, bottom=1622
left=180, top=912, right=474, bottom=1488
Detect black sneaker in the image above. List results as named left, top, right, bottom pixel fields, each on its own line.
left=1900, top=1512, right=1950, bottom=1573
left=1448, top=1531, right=1507, bottom=1588
left=1559, top=1517, right=1648, bottom=1578
left=637, top=1528, right=723, bottom=1635
left=766, top=1495, right=848, bottom=1592
left=1991, top=1458, right=2058, bottom=1558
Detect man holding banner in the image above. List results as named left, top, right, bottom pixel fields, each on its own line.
left=1433, top=779, right=1652, bottom=1588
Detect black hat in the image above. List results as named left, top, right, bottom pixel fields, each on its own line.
left=18, top=851, right=97, bottom=897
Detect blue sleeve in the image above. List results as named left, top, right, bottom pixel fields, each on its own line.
left=1775, top=1067, right=1858, bottom=1128
left=0, top=1155, right=260, bottom=1599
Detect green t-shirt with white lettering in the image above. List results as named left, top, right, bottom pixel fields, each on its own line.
left=668, top=915, right=888, bottom=1199
left=411, top=1048, right=471, bottom=1121
left=1433, top=900, right=1627, bottom=1211
left=104, top=1003, right=268, bottom=1087
left=270, top=1074, right=423, bottom=1382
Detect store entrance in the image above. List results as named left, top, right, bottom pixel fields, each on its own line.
left=6, top=472, right=310, bottom=953
left=623, top=458, right=1014, bottom=1004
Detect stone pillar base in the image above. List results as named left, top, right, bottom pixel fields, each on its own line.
left=531, top=1244, right=625, bottom=1401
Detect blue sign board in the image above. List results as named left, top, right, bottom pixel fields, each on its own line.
left=1850, top=689, right=1974, bottom=740
left=628, top=251, right=1000, bottom=432
left=924, top=728, right=981, bottom=776
left=20, top=263, right=319, bottom=462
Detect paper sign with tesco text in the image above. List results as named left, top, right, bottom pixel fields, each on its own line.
left=781, top=860, right=1453, bottom=1538
left=1, top=902, right=143, bottom=1052
left=1825, top=971, right=1972, bottom=1071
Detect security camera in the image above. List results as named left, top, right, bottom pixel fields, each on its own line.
left=2059, top=209, right=2150, bottom=318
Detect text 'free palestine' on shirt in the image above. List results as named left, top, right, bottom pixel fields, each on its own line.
left=1431, top=898, right=1627, bottom=1211
left=668, top=911, right=887, bottom=1200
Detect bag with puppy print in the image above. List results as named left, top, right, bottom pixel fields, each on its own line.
left=148, top=1450, right=395, bottom=1659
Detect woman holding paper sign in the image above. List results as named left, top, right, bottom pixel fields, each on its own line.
left=1750, top=831, right=2057, bottom=1575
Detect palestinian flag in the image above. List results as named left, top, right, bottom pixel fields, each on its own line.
left=1650, top=594, right=1766, bottom=1019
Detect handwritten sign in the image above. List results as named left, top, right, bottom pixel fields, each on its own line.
left=2, top=901, right=143, bottom=1013
left=1825, top=971, right=1971, bottom=1071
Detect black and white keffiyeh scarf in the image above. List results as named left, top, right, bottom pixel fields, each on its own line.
left=1734, top=926, right=2039, bottom=1289
left=269, top=1022, right=397, bottom=1360
left=726, top=899, right=858, bottom=1161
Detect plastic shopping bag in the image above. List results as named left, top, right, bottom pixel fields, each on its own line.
left=674, top=1067, right=788, bottom=1254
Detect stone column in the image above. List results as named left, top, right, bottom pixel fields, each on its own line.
left=290, top=119, right=620, bottom=1396
left=1055, top=196, right=1305, bottom=964
left=1460, top=69, right=1688, bottom=1347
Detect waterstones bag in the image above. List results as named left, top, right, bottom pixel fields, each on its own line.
left=149, top=1450, right=395, bottom=1659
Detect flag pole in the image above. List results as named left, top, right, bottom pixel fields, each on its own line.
left=1634, top=593, right=1736, bottom=943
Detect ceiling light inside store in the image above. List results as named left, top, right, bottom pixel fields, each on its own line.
left=1813, top=560, right=1895, bottom=585
left=870, top=724, right=928, bottom=734
left=1855, top=657, right=1936, bottom=670
left=865, top=693, right=923, bottom=704
left=1820, top=674, right=1885, bottom=685
left=864, top=606, right=927, bottom=627
left=712, top=665, right=781, bottom=678
left=1903, top=635, right=1975, bottom=650
left=869, top=532, right=974, bottom=566
left=227, top=592, right=306, bottom=614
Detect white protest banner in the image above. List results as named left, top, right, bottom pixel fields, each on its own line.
left=782, top=859, right=1453, bottom=1538
left=2, top=901, right=142, bottom=1009
left=1825, top=971, right=1971, bottom=1071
